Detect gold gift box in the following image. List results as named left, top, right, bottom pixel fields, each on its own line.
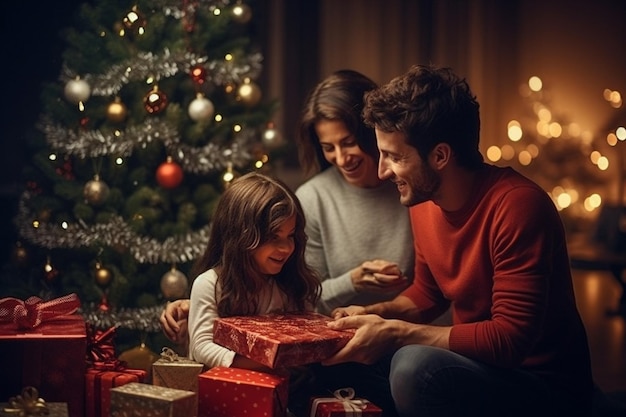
left=152, top=347, right=204, bottom=393
left=110, top=382, right=196, bottom=417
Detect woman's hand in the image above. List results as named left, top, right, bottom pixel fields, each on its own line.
left=159, top=299, right=190, bottom=344
left=350, top=259, right=409, bottom=293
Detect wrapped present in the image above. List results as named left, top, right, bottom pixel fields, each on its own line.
left=1, top=387, right=68, bottom=417
left=310, top=388, right=383, bottom=417
left=84, top=324, right=147, bottom=417
left=152, top=347, right=204, bottom=392
left=198, top=367, right=288, bottom=417
left=0, top=294, right=86, bottom=417
left=213, top=312, right=354, bottom=369
left=110, top=382, right=196, bottom=417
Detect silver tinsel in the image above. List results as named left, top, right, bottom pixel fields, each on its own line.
left=60, top=49, right=263, bottom=97
left=80, top=303, right=164, bottom=332
left=16, top=194, right=210, bottom=264
left=39, top=118, right=254, bottom=173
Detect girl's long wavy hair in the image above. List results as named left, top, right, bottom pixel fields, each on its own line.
left=190, top=172, right=321, bottom=317
left=297, top=69, right=379, bottom=179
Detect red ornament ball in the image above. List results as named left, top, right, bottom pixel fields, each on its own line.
left=144, top=87, right=168, bottom=114
left=190, top=65, right=207, bottom=84
left=156, top=157, right=184, bottom=189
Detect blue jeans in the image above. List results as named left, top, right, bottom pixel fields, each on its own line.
left=390, top=345, right=591, bottom=417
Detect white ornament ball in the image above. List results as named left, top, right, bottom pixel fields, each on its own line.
left=188, top=94, right=215, bottom=122
left=160, top=269, right=189, bottom=300
left=262, top=123, right=284, bottom=148
left=64, top=78, right=91, bottom=104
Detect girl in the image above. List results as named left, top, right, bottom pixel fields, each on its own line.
left=187, top=171, right=321, bottom=372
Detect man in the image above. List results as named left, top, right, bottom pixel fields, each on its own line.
left=322, top=64, right=593, bottom=417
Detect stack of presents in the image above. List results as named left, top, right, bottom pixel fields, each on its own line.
left=0, top=293, right=383, bottom=417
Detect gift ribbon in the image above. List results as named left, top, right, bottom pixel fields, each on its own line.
left=3, top=386, right=49, bottom=417
left=160, top=346, right=181, bottom=361
left=310, top=387, right=369, bottom=417
left=86, top=324, right=126, bottom=370
left=0, top=293, right=80, bottom=329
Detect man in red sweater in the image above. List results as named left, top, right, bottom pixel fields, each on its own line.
left=323, top=64, right=593, bottom=417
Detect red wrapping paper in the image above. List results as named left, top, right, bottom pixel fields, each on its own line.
left=198, top=367, right=288, bottom=417
left=213, top=312, right=355, bottom=369
left=0, top=313, right=86, bottom=417
left=85, top=368, right=146, bottom=417
left=310, top=388, right=383, bottom=417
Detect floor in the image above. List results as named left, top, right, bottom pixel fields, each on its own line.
left=572, top=268, right=626, bottom=394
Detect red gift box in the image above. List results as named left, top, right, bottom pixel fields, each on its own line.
left=85, top=368, right=147, bottom=417
left=213, top=312, right=354, bottom=369
left=198, top=367, right=288, bottom=417
left=0, top=311, right=86, bottom=417
left=311, top=388, right=383, bottom=417
left=84, top=324, right=147, bottom=417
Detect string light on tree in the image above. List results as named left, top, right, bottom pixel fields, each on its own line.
left=122, top=5, right=147, bottom=36
left=232, top=2, right=252, bottom=24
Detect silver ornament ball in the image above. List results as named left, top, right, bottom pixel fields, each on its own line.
left=188, top=94, right=215, bottom=122
left=64, top=78, right=91, bottom=104
left=84, top=177, right=110, bottom=206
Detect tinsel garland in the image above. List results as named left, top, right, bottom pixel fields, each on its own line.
left=60, top=48, right=263, bottom=97
left=80, top=302, right=164, bottom=332
left=39, top=117, right=255, bottom=173
left=16, top=194, right=210, bottom=264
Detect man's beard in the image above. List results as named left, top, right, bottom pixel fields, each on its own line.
left=405, top=163, right=440, bottom=207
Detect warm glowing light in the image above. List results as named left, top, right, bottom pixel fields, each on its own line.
left=568, top=123, right=581, bottom=137
left=507, top=121, right=523, bottom=141
left=616, top=126, right=626, bottom=140
left=215, top=114, right=223, bottom=122
left=548, top=122, right=562, bottom=138
left=486, top=146, right=502, bottom=162
left=590, top=151, right=601, bottom=164
left=116, top=157, right=124, bottom=165
left=255, top=160, right=264, bottom=169
left=607, top=133, right=618, bottom=146
left=528, top=76, right=542, bottom=92
left=537, top=108, right=552, bottom=122
left=225, top=54, right=233, bottom=61
left=526, top=144, right=539, bottom=157
left=597, top=156, right=609, bottom=170
left=556, top=192, right=572, bottom=209
left=33, top=220, right=40, bottom=228
left=213, top=7, right=221, bottom=15
left=537, top=121, right=550, bottom=137
left=501, top=144, right=515, bottom=160
left=233, top=124, right=242, bottom=132
left=49, top=153, right=57, bottom=161
left=61, top=222, right=69, bottom=229
left=584, top=193, right=602, bottom=211
left=518, top=150, right=532, bottom=166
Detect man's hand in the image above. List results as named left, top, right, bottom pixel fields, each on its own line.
left=322, top=314, right=401, bottom=365
left=160, top=299, right=190, bottom=344
left=330, top=305, right=367, bottom=319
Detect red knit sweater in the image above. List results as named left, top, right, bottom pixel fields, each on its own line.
left=402, top=164, right=593, bottom=404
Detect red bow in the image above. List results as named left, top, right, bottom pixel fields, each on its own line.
left=86, top=324, right=127, bottom=371
left=0, top=293, right=80, bottom=329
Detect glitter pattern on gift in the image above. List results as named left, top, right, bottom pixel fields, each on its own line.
left=110, top=382, right=196, bottom=417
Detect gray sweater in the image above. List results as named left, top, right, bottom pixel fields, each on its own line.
left=295, top=167, right=415, bottom=315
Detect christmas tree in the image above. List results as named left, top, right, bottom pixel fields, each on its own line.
left=1, top=0, right=278, bottom=350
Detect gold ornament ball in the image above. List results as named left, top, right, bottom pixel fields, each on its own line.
left=107, top=98, right=128, bottom=123
left=118, top=344, right=159, bottom=375
left=95, top=266, right=113, bottom=288
left=232, top=3, right=252, bottom=24
left=84, top=176, right=110, bottom=206
left=160, top=269, right=189, bottom=300
left=11, top=245, right=28, bottom=266
left=237, top=80, right=262, bottom=107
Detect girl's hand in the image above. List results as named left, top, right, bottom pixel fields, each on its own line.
left=330, top=305, right=367, bottom=319
left=351, top=259, right=409, bottom=293
left=160, top=299, right=190, bottom=344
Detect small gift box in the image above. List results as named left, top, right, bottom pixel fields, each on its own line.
left=310, top=388, right=383, bottom=417
left=152, top=347, right=205, bottom=392
left=0, top=294, right=86, bottom=417
left=197, top=366, right=288, bottom=417
left=84, top=324, right=147, bottom=417
left=0, top=387, right=68, bottom=417
left=213, top=312, right=354, bottom=369
left=110, top=382, right=196, bottom=417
